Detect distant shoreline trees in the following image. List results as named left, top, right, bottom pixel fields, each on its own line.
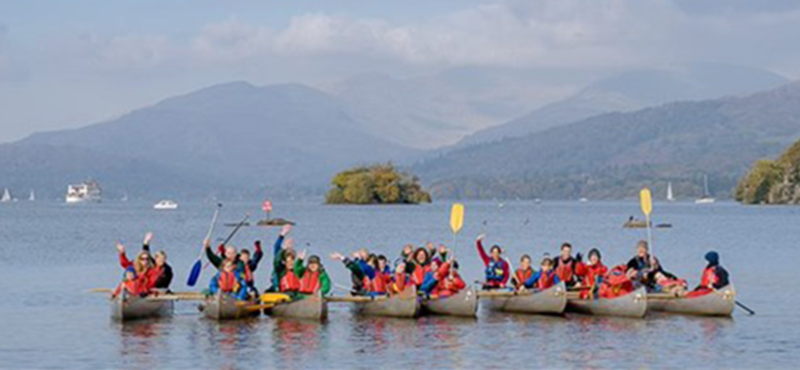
left=325, top=163, right=432, bottom=205
left=736, top=139, right=800, bottom=205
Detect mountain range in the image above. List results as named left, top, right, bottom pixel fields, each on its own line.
left=414, top=81, right=800, bottom=200
left=0, top=63, right=795, bottom=201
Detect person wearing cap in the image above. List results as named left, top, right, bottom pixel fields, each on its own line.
left=625, top=240, right=664, bottom=290
left=476, top=234, right=510, bottom=289
left=574, top=248, right=608, bottom=298
left=523, top=256, right=560, bottom=290
left=295, top=254, right=332, bottom=296
left=112, top=266, right=144, bottom=298
left=686, top=251, right=730, bottom=297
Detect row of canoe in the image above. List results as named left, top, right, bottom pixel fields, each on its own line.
left=111, top=283, right=737, bottom=322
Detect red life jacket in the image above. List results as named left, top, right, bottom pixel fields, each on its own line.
left=576, top=262, right=608, bottom=287
left=436, top=272, right=466, bottom=297
left=700, top=266, right=717, bottom=287
left=280, top=271, right=301, bottom=292
left=535, top=270, right=556, bottom=290
left=392, top=272, right=408, bottom=293
left=218, top=271, right=239, bottom=293
left=411, top=264, right=430, bottom=287
left=299, top=270, right=321, bottom=294
left=243, top=264, right=253, bottom=283
left=515, top=268, right=533, bottom=289
left=600, top=265, right=634, bottom=298
left=363, top=273, right=388, bottom=294
left=555, top=258, right=575, bottom=283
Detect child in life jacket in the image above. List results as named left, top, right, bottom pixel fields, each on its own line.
left=112, top=267, right=143, bottom=298
left=599, top=265, right=635, bottom=299
left=654, top=271, right=688, bottom=296
left=511, top=255, right=534, bottom=290
left=523, top=256, right=561, bottom=291
left=295, top=254, right=332, bottom=296
left=209, top=260, right=248, bottom=301
left=390, top=261, right=410, bottom=294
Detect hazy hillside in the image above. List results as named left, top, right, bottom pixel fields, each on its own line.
left=415, top=81, right=800, bottom=200
left=4, top=82, right=419, bottom=199
left=330, top=67, right=586, bottom=149
left=457, top=63, right=788, bottom=146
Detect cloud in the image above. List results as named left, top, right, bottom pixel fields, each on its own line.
left=76, top=32, right=172, bottom=70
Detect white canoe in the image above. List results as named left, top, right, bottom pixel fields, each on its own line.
left=421, top=288, right=479, bottom=318
left=648, top=285, right=736, bottom=317
left=351, top=286, right=420, bottom=318
left=265, top=291, right=328, bottom=321
left=202, top=294, right=260, bottom=321
left=566, top=287, right=648, bottom=318
left=111, top=290, right=174, bottom=322
left=480, top=282, right=568, bottom=315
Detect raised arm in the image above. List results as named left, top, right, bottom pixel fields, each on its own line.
left=205, top=242, right=223, bottom=269
left=250, top=241, right=264, bottom=271
left=475, top=236, right=490, bottom=265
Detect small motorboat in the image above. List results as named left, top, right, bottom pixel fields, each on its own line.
left=153, top=200, right=178, bottom=210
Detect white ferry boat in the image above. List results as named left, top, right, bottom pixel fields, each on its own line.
left=66, top=180, right=102, bottom=203
left=153, top=200, right=178, bottom=210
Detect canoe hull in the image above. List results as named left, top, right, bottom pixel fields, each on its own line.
left=649, top=285, right=736, bottom=317
left=421, top=288, right=478, bottom=317
left=481, top=282, right=568, bottom=315
left=111, top=291, right=174, bottom=322
left=353, top=287, right=420, bottom=318
left=567, top=287, right=648, bottom=318
left=202, top=294, right=259, bottom=321
left=266, top=292, right=328, bottom=321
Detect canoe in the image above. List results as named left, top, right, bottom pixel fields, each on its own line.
left=111, top=290, right=174, bottom=322
left=566, top=287, right=648, bottom=318
left=265, top=291, right=328, bottom=321
left=351, top=286, right=420, bottom=318
left=648, top=285, right=736, bottom=317
left=202, top=294, right=260, bottom=321
left=421, top=288, right=478, bottom=317
left=480, top=281, right=567, bottom=315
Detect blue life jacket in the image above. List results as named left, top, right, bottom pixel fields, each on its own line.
left=485, top=260, right=506, bottom=282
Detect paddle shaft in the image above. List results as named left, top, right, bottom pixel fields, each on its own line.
left=736, top=300, right=756, bottom=315
left=222, top=214, right=249, bottom=246
left=645, top=213, right=654, bottom=256
left=200, top=205, right=222, bottom=258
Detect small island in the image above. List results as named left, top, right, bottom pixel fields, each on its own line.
left=325, top=163, right=432, bottom=205
left=736, top=138, right=800, bottom=204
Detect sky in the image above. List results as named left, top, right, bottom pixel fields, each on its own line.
left=1, top=0, right=799, bottom=143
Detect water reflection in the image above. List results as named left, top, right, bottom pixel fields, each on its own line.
left=116, top=318, right=172, bottom=367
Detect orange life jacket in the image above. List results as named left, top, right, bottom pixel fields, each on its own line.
left=555, top=258, right=575, bottom=283
left=700, top=266, right=717, bottom=287
left=218, top=271, right=239, bottom=293
left=363, top=273, right=388, bottom=293
left=299, top=270, right=321, bottom=294
left=411, top=264, right=430, bottom=287
left=535, top=270, right=556, bottom=290
left=280, top=271, right=301, bottom=292
left=515, top=268, right=533, bottom=289
left=392, top=272, right=408, bottom=293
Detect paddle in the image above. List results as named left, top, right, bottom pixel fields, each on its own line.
left=736, top=300, right=756, bottom=315
left=221, top=213, right=250, bottom=247
left=187, top=204, right=222, bottom=287
left=640, top=188, right=654, bottom=255
left=450, top=203, right=464, bottom=258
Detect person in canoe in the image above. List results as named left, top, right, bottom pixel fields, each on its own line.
left=117, top=232, right=173, bottom=292
left=268, top=224, right=295, bottom=292
left=111, top=267, right=144, bottom=298
left=407, top=247, right=433, bottom=288
left=574, top=248, right=608, bottom=298
left=204, top=239, right=244, bottom=273
left=553, top=243, right=581, bottom=288
left=330, top=251, right=388, bottom=296
left=686, top=251, right=730, bottom=298
left=421, top=256, right=466, bottom=299
left=276, top=248, right=302, bottom=296
left=599, top=265, right=635, bottom=298
left=237, top=240, right=264, bottom=297
left=208, top=260, right=248, bottom=300
left=521, top=255, right=560, bottom=291
left=294, top=254, right=332, bottom=296
left=625, top=240, right=662, bottom=289
left=476, top=234, right=509, bottom=289
left=390, top=260, right=410, bottom=294
left=511, top=254, right=534, bottom=290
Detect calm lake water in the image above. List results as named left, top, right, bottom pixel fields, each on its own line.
left=1, top=200, right=798, bottom=369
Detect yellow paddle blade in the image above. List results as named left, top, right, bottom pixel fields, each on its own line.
left=640, top=188, right=653, bottom=216
left=260, top=293, right=291, bottom=304
left=450, top=203, right=464, bottom=234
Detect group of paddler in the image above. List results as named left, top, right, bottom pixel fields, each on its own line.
left=104, top=199, right=749, bottom=322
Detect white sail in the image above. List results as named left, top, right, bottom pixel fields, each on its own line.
left=695, top=174, right=715, bottom=204
left=666, top=182, right=674, bottom=201
left=29, top=190, right=35, bottom=201
left=1, top=188, right=10, bottom=202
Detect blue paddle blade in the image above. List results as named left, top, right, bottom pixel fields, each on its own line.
left=187, top=260, right=202, bottom=287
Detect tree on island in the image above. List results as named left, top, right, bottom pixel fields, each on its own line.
left=325, top=163, right=432, bottom=204
left=737, top=138, right=800, bottom=204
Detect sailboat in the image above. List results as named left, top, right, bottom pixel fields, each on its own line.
left=695, top=175, right=715, bottom=204
left=29, top=190, right=35, bottom=202
left=666, top=182, right=674, bottom=202
left=1, top=188, right=11, bottom=203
